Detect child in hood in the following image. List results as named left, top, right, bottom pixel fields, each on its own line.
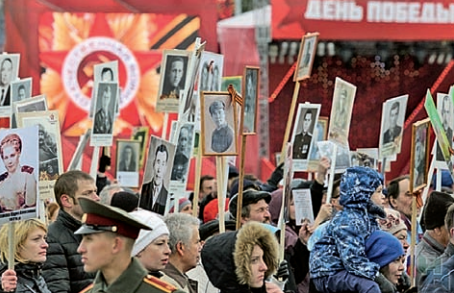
left=310, top=166, right=386, bottom=293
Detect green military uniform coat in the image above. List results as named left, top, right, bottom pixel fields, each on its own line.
left=80, top=258, right=185, bottom=293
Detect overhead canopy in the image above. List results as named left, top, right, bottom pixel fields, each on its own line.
left=273, top=0, right=454, bottom=40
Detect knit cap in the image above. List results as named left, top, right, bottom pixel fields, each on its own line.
left=378, top=208, right=406, bottom=235
left=366, top=230, right=404, bottom=268
left=129, top=209, right=169, bottom=256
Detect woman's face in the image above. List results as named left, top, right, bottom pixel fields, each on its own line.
left=18, top=227, right=48, bottom=263
left=2, top=145, right=20, bottom=173
left=394, top=229, right=409, bottom=255
left=136, top=234, right=171, bottom=271
left=249, top=245, right=268, bottom=288
left=382, top=256, right=405, bottom=285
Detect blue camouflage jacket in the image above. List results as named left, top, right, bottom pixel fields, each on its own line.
left=309, top=167, right=386, bottom=280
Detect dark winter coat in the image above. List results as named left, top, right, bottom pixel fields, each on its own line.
left=0, top=262, right=51, bottom=293
left=42, top=210, right=95, bottom=293
left=202, top=222, right=279, bottom=293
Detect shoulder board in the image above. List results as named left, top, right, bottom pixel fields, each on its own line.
left=0, top=172, right=7, bottom=181
left=21, top=165, right=34, bottom=174
left=144, top=275, right=177, bottom=293
left=79, top=284, right=94, bottom=293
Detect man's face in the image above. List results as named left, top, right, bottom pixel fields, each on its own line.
left=390, top=178, right=414, bottom=218
left=303, top=112, right=312, bottom=133
left=153, top=150, right=168, bottom=186
left=77, top=232, right=115, bottom=273
left=70, top=179, right=99, bottom=221
left=211, top=108, right=226, bottom=127
left=18, top=88, right=25, bottom=100
left=169, top=60, right=184, bottom=88
left=124, top=147, right=132, bottom=162
left=101, top=70, right=113, bottom=82
left=242, top=199, right=271, bottom=224
left=390, top=107, right=399, bottom=127
left=1, top=59, right=12, bottom=86
left=101, top=87, right=112, bottom=111
left=200, top=179, right=216, bottom=199
left=181, top=225, right=202, bottom=272
left=177, top=128, right=190, bottom=154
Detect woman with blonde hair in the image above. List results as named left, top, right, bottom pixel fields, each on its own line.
left=0, top=219, right=50, bottom=293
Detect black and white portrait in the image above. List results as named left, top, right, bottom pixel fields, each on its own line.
left=139, top=136, right=176, bottom=215
left=201, top=93, right=237, bottom=156
left=93, top=82, right=118, bottom=135
left=243, top=67, right=259, bottom=134
left=292, top=104, right=321, bottom=171
left=198, top=52, right=224, bottom=93
left=11, top=78, right=32, bottom=104
left=0, top=54, right=20, bottom=108
left=436, top=93, right=453, bottom=162
left=171, top=123, right=195, bottom=182
left=379, top=94, right=408, bottom=158
left=161, top=55, right=188, bottom=100
left=295, top=33, right=318, bottom=81
left=131, top=126, right=149, bottom=168
left=117, top=142, right=139, bottom=172
left=411, top=119, right=430, bottom=191
left=15, top=95, right=48, bottom=113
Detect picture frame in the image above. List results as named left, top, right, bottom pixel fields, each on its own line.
left=198, top=51, right=224, bottom=93
left=139, top=135, right=176, bottom=216
left=90, top=61, right=119, bottom=118
left=116, top=139, right=141, bottom=187
left=16, top=110, right=63, bottom=200
left=379, top=94, right=409, bottom=159
left=435, top=92, right=454, bottom=165
left=307, top=117, right=328, bottom=172
left=241, top=66, right=260, bottom=135
left=0, top=54, right=20, bottom=109
left=291, top=103, right=321, bottom=172
left=11, top=78, right=32, bottom=104
left=201, top=92, right=238, bottom=156
left=15, top=94, right=48, bottom=113
left=222, top=76, right=242, bottom=93
left=294, top=32, right=319, bottom=82
left=131, top=126, right=150, bottom=168
left=327, top=77, right=357, bottom=146
left=156, top=49, right=191, bottom=113
left=90, top=81, right=118, bottom=147
left=410, top=118, right=430, bottom=193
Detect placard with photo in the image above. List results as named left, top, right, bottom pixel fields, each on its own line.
left=242, top=67, right=260, bottom=135
left=131, top=126, right=150, bottom=169
left=156, top=49, right=192, bottom=113
left=410, top=118, right=430, bottom=192
left=116, top=139, right=140, bottom=187
left=0, top=126, right=39, bottom=225
left=139, top=136, right=176, bottom=216
left=316, top=140, right=351, bottom=173
left=17, top=111, right=63, bottom=200
left=11, top=78, right=32, bottom=104
left=169, top=122, right=195, bottom=195
left=198, top=51, right=224, bottom=93
left=379, top=94, right=408, bottom=159
left=307, top=117, right=328, bottom=172
left=89, top=61, right=119, bottom=118
left=0, top=54, right=20, bottom=117
left=293, top=189, right=314, bottom=225
left=201, top=92, right=237, bottom=156
left=327, top=77, right=356, bottom=146
left=15, top=95, right=48, bottom=113
left=435, top=92, right=454, bottom=168
left=90, top=82, right=118, bottom=147
left=291, top=103, right=321, bottom=171
left=294, top=32, right=319, bottom=82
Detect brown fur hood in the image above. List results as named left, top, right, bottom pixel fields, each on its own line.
left=234, top=222, right=279, bottom=285
left=201, top=222, right=279, bottom=293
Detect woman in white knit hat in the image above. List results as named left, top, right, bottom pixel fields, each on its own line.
left=130, top=208, right=171, bottom=277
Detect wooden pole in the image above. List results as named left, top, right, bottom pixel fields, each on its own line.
left=192, top=150, right=202, bottom=218
left=90, top=146, right=100, bottom=180
left=161, top=113, right=169, bottom=140
left=216, top=156, right=225, bottom=233
left=279, top=81, right=301, bottom=164
left=236, top=135, right=247, bottom=230
left=8, top=222, right=15, bottom=270
left=410, top=195, right=417, bottom=287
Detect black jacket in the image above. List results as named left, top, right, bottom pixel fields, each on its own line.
left=0, top=262, right=51, bottom=293
left=42, top=210, right=95, bottom=293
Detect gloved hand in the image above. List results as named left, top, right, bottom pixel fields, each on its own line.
left=267, top=162, right=284, bottom=188
left=274, top=259, right=290, bottom=282
left=98, top=154, right=111, bottom=173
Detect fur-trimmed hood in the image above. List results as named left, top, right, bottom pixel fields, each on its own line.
left=201, top=222, right=279, bottom=293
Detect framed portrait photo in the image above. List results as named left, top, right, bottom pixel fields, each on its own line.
left=90, top=81, right=118, bottom=147
left=294, top=32, right=319, bottom=82
left=15, top=94, right=48, bottom=113
left=410, top=118, right=430, bottom=193
left=116, top=139, right=141, bottom=187
left=156, top=49, right=191, bottom=113
left=241, top=67, right=260, bottom=135
left=307, top=116, right=328, bottom=172
left=435, top=92, right=454, bottom=166
left=11, top=78, right=32, bottom=104
left=379, top=94, right=408, bottom=159
left=89, top=61, right=119, bottom=118
left=198, top=51, right=224, bottom=93
left=291, top=103, right=321, bottom=171
left=201, top=92, right=238, bottom=156
left=131, top=126, right=150, bottom=168
left=327, top=77, right=357, bottom=146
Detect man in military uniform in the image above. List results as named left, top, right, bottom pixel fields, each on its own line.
left=293, top=110, right=314, bottom=160
left=383, top=101, right=402, bottom=144
left=77, top=198, right=185, bottom=293
left=93, top=85, right=113, bottom=134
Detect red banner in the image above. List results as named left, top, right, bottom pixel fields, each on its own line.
left=273, top=0, right=454, bottom=40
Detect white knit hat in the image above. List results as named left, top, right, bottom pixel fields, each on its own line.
left=129, top=208, right=170, bottom=256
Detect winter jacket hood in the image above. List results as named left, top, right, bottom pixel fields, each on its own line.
left=202, top=222, right=279, bottom=293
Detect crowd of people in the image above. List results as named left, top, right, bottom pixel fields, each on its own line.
left=2, top=154, right=454, bottom=293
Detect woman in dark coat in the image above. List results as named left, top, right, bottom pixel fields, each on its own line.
left=202, top=221, right=282, bottom=293
left=0, top=219, right=51, bottom=293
